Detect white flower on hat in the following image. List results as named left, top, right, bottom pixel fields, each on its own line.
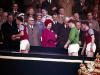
left=18, top=13, right=24, bottom=17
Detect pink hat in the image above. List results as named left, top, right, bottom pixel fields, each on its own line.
left=44, top=19, right=53, bottom=26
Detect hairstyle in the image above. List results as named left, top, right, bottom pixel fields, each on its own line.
left=7, top=13, right=13, bottom=17
left=68, top=19, right=75, bottom=24
left=44, top=19, right=53, bottom=26
left=16, top=16, right=23, bottom=22
left=81, top=21, right=89, bottom=26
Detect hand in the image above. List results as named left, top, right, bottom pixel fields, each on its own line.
left=64, top=44, right=68, bottom=49
left=11, top=35, right=16, bottom=40
left=12, top=35, right=16, bottom=38
left=81, top=50, right=84, bottom=55
left=16, top=37, right=20, bottom=39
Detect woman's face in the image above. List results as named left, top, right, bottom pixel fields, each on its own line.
left=46, top=23, right=52, bottom=29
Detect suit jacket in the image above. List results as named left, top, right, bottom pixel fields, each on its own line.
left=1, top=21, right=13, bottom=41
left=1, top=21, right=20, bottom=50
left=27, top=24, right=41, bottom=46
left=52, top=22, right=62, bottom=36
left=57, top=24, right=70, bottom=47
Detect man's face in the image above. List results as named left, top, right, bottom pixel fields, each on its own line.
left=12, top=4, right=18, bottom=11
left=27, top=8, right=34, bottom=15
left=37, top=15, right=42, bottom=20
left=2, top=12, right=8, bottom=19
left=82, top=24, right=86, bottom=30
left=68, top=22, right=74, bottom=28
left=87, top=13, right=93, bottom=20
left=52, top=14, right=58, bottom=21
left=76, top=22, right=81, bottom=30
left=8, top=15, right=13, bottom=22
left=27, top=17, right=34, bottom=25
left=64, top=17, right=70, bottom=24
left=59, top=8, right=64, bottom=15
left=74, top=13, right=80, bottom=20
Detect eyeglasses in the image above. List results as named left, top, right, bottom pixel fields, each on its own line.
left=29, top=20, right=34, bottom=21
left=87, top=15, right=92, bottom=16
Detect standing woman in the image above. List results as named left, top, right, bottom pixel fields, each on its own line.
left=41, top=19, right=57, bottom=47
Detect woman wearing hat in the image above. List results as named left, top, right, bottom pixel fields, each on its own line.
left=41, top=19, right=57, bottom=47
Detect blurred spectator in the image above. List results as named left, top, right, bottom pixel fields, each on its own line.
left=92, top=4, right=99, bottom=20
left=85, top=0, right=95, bottom=12
left=11, top=3, right=20, bottom=18
left=27, top=17, right=41, bottom=46
left=26, top=6, right=35, bottom=18
left=73, top=0, right=84, bottom=17
left=51, top=6, right=58, bottom=15
left=0, top=8, right=4, bottom=30
left=35, top=13, right=45, bottom=35
left=1, top=13, right=14, bottom=50
left=87, top=12, right=100, bottom=49
left=41, top=8, right=52, bottom=23
left=0, top=8, right=3, bottom=47
left=73, top=12, right=80, bottom=21
left=87, top=12, right=100, bottom=31
left=57, top=17, right=70, bottom=48
left=1, top=12, right=8, bottom=24
left=58, top=7, right=66, bottom=24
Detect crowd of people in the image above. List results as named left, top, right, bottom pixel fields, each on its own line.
left=0, top=2, right=100, bottom=57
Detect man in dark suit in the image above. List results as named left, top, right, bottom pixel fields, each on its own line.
left=1, top=13, right=19, bottom=50
left=57, top=17, right=70, bottom=48
left=51, top=13, right=63, bottom=47
left=52, top=13, right=62, bottom=36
